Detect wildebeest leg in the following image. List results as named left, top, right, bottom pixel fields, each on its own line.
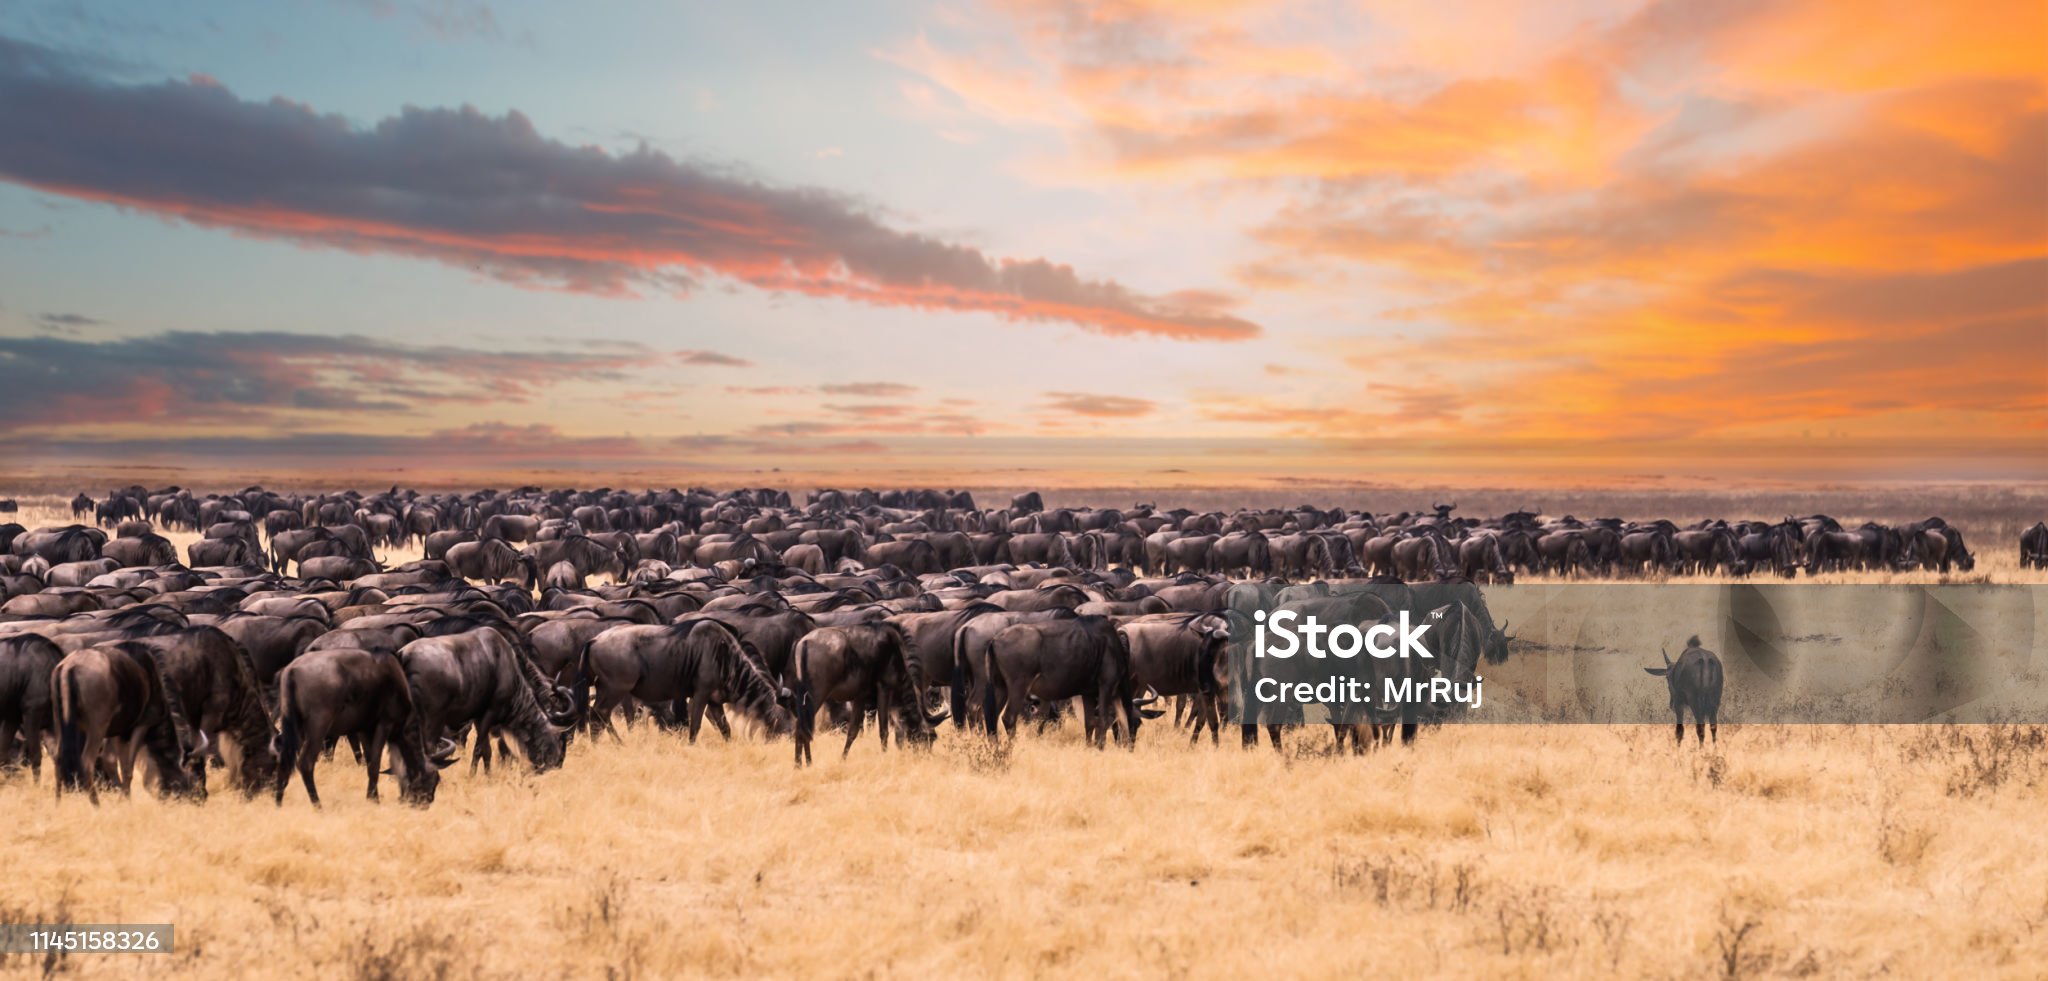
left=1173, top=694, right=1190, bottom=728
left=1001, top=680, right=1029, bottom=739
left=77, top=728, right=109, bottom=806
left=188, top=745, right=208, bottom=794
left=1695, top=719, right=1706, bottom=745
left=1674, top=710, right=1685, bottom=745
left=685, top=699, right=707, bottom=744
left=23, top=725, right=43, bottom=782
left=1080, top=693, right=1102, bottom=748
left=1399, top=705, right=1417, bottom=746
left=1197, top=696, right=1220, bottom=746
left=118, top=728, right=148, bottom=795
left=363, top=726, right=388, bottom=801
left=876, top=690, right=893, bottom=753
left=840, top=709, right=864, bottom=758
left=298, top=737, right=322, bottom=808
left=706, top=704, right=733, bottom=741
left=590, top=693, right=626, bottom=744
left=795, top=702, right=816, bottom=767
left=1267, top=724, right=1284, bottom=751
left=1241, top=723, right=1259, bottom=749
left=471, top=724, right=493, bottom=775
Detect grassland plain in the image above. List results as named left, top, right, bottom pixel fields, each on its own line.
left=2, top=487, right=2046, bottom=978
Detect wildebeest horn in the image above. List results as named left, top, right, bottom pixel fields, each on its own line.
left=1661, top=647, right=1672, bottom=667
left=923, top=705, right=949, bottom=726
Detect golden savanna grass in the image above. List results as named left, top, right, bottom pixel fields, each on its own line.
left=3, top=488, right=2046, bottom=978
left=4, top=724, right=2048, bottom=978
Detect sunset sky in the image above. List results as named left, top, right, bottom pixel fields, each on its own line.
left=0, top=0, right=2041, bottom=485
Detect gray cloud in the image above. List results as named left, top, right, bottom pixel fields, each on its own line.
left=0, top=330, right=650, bottom=431
left=677, top=349, right=753, bottom=367
left=0, top=35, right=1259, bottom=341
left=35, top=311, right=104, bottom=328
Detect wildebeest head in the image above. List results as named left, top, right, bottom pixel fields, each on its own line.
left=400, top=756, right=440, bottom=807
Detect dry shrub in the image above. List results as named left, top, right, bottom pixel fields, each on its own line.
left=0, top=884, right=77, bottom=978
left=346, top=922, right=460, bottom=981
left=1330, top=850, right=1483, bottom=913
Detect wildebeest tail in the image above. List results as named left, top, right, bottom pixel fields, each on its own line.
left=571, top=637, right=595, bottom=730
left=272, top=670, right=301, bottom=802
left=949, top=637, right=970, bottom=729
left=981, top=638, right=1003, bottom=733
left=790, top=637, right=814, bottom=740
left=53, top=664, right=86, bottom=795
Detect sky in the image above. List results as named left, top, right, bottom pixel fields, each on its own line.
left=0, top=0, right=2041, bottom=486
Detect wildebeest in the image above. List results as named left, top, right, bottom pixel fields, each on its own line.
left=273, top=647, right=440, bottom=806
left=399, top=628, right=573, bottom=773
left=446, top=538, right=536, bottom=585
left=2023, top=522, right=2048, bottom=570
left=983, top=615, right=1142, bottom=748
left=0, top=634, right=64, bottom=779
left=1119, top=612, right=1229, bottom=743
left=1644, top=636, right=1723, bottom=745
left=141, top=627, right=279, bottom=797
left=789, top=622, right=942, bottom=765
left=582, top=620, right=794, bottom=744
left=52, top=641, right=203, bottom=804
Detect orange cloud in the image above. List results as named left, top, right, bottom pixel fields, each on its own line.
left=1042, top=391, right=1157, bottom=417
left=903, top=0, right=2046, bottom=455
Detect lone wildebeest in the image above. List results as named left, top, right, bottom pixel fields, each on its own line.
left=1645, top=636, right=1723, bottom=745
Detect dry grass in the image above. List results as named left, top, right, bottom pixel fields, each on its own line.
left=3, top=723, right=2048, bottom=978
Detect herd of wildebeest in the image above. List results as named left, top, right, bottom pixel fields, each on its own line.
left=0, top=485, right=2041, bottom=808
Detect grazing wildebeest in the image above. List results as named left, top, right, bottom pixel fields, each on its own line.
left=102, top=532, right=178, bottom=568
left=2023, top=522, right=2048, bottom=570
left=12, top=525, right=106, bottom=564
left=790, top=622, right=943, bottom=765
left=52, top=641, right=203, bottom=804
left=142, top=627, right=279, bottom=797
left=273, top=647, right=440, bottom=807
left=1119, top=612, right=1230, bottom=744
left=582, top=620, right=794, bottom=744
left=0, top=634, right=64, bottom=780
left=400, top=629, right=573, bottom=773
left=446, top=538, right=536, bottom=585
left=1644, top=636, right=1723, bottom=745
left=188, top=536, right=258, bottom=568
left=947, top=608, right=1078, bottom=730
left=523, top=535, right=624, bottom=584
left=983, top=615, right=1142, bottom=748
